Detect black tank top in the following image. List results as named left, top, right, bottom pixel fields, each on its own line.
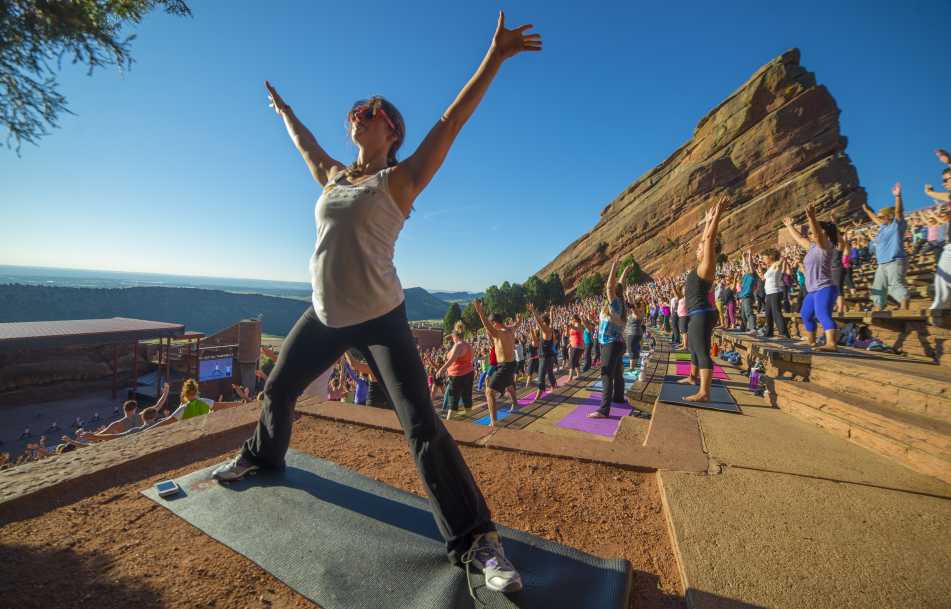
left=685, top=270, right=713, bottom=313
left=541, top=338, right=554, bottom=356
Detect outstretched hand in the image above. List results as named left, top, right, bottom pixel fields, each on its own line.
left=265, top=81, right=290, bottom=115
left=937, top=149, right=951, bottom=165
left=892, top=182, right=902, bottom=197
left=491, top=11, right=542, bottom=61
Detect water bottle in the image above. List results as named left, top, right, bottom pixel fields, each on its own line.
left=749, top=365, right=760, bottom=390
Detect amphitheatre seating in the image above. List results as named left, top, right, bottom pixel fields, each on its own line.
left=715, top=237, right=951, bottom=484
left=775, top=247, right=949, bottom=364
left=712, top=328, right=951, bottom=484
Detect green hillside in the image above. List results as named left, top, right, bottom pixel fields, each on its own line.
left=0, top=285, right=451, bottom=336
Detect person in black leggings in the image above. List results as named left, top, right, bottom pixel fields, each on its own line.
left=681, top=197, right=727, bottom=402
left=212, top=14, right=541, bottom=593
left=590, top=258, right=632, bottom=418
left=528, top=303, right=557, bottom=401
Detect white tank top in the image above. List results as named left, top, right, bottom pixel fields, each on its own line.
left=310, top=167, right=406, bottom=327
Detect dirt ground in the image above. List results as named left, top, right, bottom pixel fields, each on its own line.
left=0, top=416, right=684, bottom=609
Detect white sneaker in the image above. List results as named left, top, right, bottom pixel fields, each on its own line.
left=212, top=454, right=259, bottom=481
left=463, top=531, right=523, bottom=593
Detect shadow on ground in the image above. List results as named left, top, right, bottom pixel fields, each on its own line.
left=0, top=543, right=166, bottom=609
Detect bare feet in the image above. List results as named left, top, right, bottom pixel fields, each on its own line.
left=587, top=411, right=609, bottom=419
left=683, top=392, right=709, bottom=402
left=795, top=341, right=815, bottom=348
left=677, top=376, right=698, bottom=385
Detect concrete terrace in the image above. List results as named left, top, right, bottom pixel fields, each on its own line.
left=1, top=336, right=949, bottom=609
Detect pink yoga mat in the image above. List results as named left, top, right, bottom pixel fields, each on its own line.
left=556, top=392, right=632, bottom=437
left=675, top=361, right=728, bottom=380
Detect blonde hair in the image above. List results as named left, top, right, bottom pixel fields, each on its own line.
left=453, top=320, right=465, bottom=337
left=182, top=378, right=199, bottom=401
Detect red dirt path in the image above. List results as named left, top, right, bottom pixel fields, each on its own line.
left=0, top=416, right=684, bottom=609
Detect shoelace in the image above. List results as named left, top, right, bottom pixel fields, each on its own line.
left=460, top=545, right=484, bottom=607
left=460, top=535, right=514, bottom=607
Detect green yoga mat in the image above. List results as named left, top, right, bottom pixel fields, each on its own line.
left=673, top=353, right=692, bottom=361
left=142, top=449, right=631, bottom=609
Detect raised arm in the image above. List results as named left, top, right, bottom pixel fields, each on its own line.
left=805, top=204, right=831, bottom=250
left=861, top=202, right=881, bottom=225
left=892, top=182, right=903, bottom=220
left=344, top=352, right=372, bottom=376
left=697, top=197, right=726, bottom=280
left=782, top=216, right=811, bottom=250
left=924, top=183, right=951, bottom=203
left=937, top=148, right=951, bottom=169
left=473, top=299, right=498, bottom=339
left=388, top=12, right=541, bottom=215
left=605, top=256, right=619, bottom=301
left=265, top=81, right=343, bottom=186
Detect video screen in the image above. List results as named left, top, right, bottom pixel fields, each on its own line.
left=199, top=356, right=233, bottom=381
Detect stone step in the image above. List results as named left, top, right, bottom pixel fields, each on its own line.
left=808, top=357, right=951, bottom=424
left=774, top=379, right=951, bottom=484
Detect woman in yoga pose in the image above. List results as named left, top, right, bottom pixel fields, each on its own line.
left=212, top=12, right=541, bottom=593
left=681, top=197, right=727, bottom=402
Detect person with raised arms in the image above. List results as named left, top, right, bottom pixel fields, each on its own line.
left=526, top=302, right=557, bottom=401
left=212, top=12, right=541, bottom=593
left=783, top=203, right=840, bottom=351
left=860, top=182, right=910, bottom=311
left=473, top=300, right=521, bottom=426
left=588, top=257, right=631, bottom=418
left=681, top=197, right=727, bottom=402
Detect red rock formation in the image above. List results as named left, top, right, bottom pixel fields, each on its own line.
left=538, top=49, right=865, bottom=289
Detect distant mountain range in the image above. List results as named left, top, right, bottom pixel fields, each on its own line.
left=428, top=291, right=483, bottom=304
left=0, top=285, right=452, bottom=336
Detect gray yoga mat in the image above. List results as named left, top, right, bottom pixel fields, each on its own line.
left=658, top=376, right=741, bottom=413
left=142, top=449, right=631, bottom=609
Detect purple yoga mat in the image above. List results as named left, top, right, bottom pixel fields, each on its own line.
left=675, top=361, right=728, bottom=380
left=556, top=392, right=632, bottom=437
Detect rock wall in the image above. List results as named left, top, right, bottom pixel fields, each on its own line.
left=537, top=49, right=866, bottom=289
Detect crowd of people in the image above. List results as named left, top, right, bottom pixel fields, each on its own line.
left=5, top=148, right=947, bottom=469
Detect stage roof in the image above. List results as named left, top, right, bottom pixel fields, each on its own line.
left=0, top=317, right=185, bottom=352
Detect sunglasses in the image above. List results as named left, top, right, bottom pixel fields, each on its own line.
left=348, top=101, right=399, bottom=135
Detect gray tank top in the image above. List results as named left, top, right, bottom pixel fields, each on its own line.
left=310, top=167, right=406, bottom=327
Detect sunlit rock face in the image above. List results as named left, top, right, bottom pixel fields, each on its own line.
left=538, top=48, right=865, bottom=289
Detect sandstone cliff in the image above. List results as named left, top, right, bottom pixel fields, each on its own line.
left=537, top=49, right=865, bottom=289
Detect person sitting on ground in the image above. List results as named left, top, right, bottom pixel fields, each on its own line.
left=95, top=383, right=170, bottom=437
left=861, top=182, right=910, bottom=311
left=77, top=408, right=161, bottom=443
left=148, top=379, right=246, bottom=429
left=784, top=204, right=840, bottom=351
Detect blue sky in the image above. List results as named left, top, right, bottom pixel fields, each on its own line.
left=2, top=0, right=949, bottom=291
